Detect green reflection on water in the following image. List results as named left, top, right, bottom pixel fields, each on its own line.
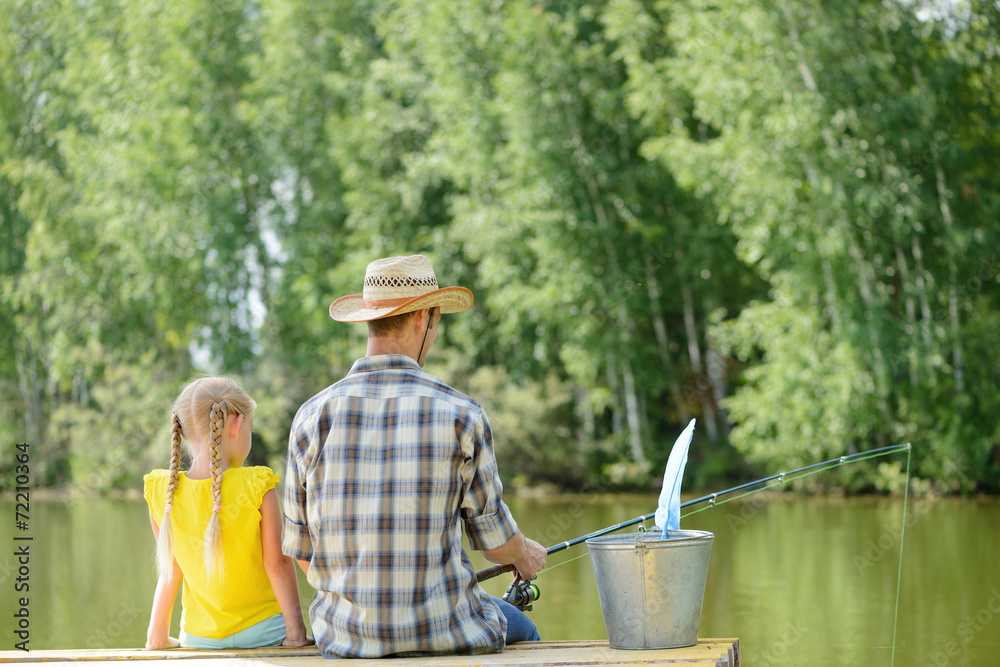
left=1, top=494, right=998, bottom=667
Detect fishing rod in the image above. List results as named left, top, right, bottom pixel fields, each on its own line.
left=477, top=442, right=911, bottom=607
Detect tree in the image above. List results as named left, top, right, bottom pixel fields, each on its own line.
left=614, top=0, right=1000, bottom=489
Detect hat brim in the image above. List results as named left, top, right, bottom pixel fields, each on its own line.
left=329, top=287, right=474, bottom=322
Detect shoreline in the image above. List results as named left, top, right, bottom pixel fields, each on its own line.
left=2, top=486, right=997, bottom=503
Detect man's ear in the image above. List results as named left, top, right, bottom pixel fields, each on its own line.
left=413, top=308, right=431, bottom=331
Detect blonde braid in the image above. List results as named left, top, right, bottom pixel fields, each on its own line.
left=203, top=401, right=226, bottom=579
left=155, top=412, right=183, bottom=583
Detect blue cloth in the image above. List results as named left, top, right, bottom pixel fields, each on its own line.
left=655, top=419, right=696, bottom=537
left=489, top=595, right=540, bottom=643
left=179, top=613, right=285, bottom=649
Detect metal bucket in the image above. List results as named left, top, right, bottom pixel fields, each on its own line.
left=586, top=530, right=713, bottom=649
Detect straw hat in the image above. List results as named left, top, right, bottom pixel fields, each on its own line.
left=329, top=255, right=474, bottom=322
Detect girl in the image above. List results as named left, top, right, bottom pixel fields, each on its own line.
left=144, top=377, right=311, bottom=649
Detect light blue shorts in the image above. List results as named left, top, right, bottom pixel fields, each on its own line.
left=180, top=613, right=286, bottom=649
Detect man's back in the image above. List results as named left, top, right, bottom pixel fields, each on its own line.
left=283, top=354, right=519, bottom=658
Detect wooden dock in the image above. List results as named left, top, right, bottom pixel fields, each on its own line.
left=0, top=639, right=739, bottom=666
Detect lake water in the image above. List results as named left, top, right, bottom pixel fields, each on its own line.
left=1, top=492, right=998, bottom=666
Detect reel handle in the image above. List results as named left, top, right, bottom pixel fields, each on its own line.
left=475, top=562, right=515, bottom=583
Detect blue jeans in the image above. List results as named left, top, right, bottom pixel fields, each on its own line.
left=489, top=595, right=540, bottom=643
left=180, top=613, right=285, bottom=649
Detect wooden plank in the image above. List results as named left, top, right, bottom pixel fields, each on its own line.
left=0, top=639, right=738, bottom=667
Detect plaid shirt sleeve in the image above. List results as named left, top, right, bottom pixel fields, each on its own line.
left=460, top=406, right=518, bottom=551
left=282, top=410, right=313, bottom=561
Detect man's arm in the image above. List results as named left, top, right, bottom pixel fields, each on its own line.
left=281, top=418, right=315, bottom=568
left=463, top=407, right=546, bottom=579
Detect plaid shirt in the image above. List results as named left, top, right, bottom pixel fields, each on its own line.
left=282, top=355, right=519, bottom=658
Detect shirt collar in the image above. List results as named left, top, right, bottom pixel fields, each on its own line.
left=348, top=354, right=422, bottom=376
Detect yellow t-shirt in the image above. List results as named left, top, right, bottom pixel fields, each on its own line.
left=144, top=466, right=283, bottom=639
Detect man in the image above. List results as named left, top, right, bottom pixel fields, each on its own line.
left=282, top=254, right=546, bottom=658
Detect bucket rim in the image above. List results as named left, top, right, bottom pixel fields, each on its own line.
left=585, top=529, right=714, bottom=548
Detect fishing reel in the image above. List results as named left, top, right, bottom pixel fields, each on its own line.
left=502, top=577, right=540, bottom=612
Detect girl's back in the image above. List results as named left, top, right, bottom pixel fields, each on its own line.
left=143, top=376, right=310, bottom=650
left=145, top=466, right=280, bottom=639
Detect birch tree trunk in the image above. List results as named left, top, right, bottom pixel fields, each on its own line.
left=682, top=282, right=719, bottom=441
left=14, top=335, right=45, bottom=445
left=910, top=236, right=935, bottom=367
left=933, top=159, right=964, bottom=393
left=894, top=245, right=920, bottom=387
left=707, top=346, right=731, bottom=437
left=913, top=63, right=964, bottom=393
left=645, top=255, right=693, bottom=425
left=620, top=341, right=647, bottom=465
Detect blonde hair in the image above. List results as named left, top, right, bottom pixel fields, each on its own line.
left=155, top=377, right=256, bottom=583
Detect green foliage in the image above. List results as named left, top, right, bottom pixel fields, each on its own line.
left=51, top=357, right=177, bottom=494
left=2, top=0, right=998, bottom=495
left=467, top=365, right=581, bottom=487
left=712, top=292, right=876, bottom=468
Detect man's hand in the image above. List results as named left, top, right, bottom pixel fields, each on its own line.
left=482, top=532, right=546, bottom=580
left=512, top=537, right=546, bottom=580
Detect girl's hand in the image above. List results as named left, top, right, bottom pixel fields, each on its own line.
left=145, top=636, right=180, bottom=649
left=282, top=635, right=315, bottom=647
